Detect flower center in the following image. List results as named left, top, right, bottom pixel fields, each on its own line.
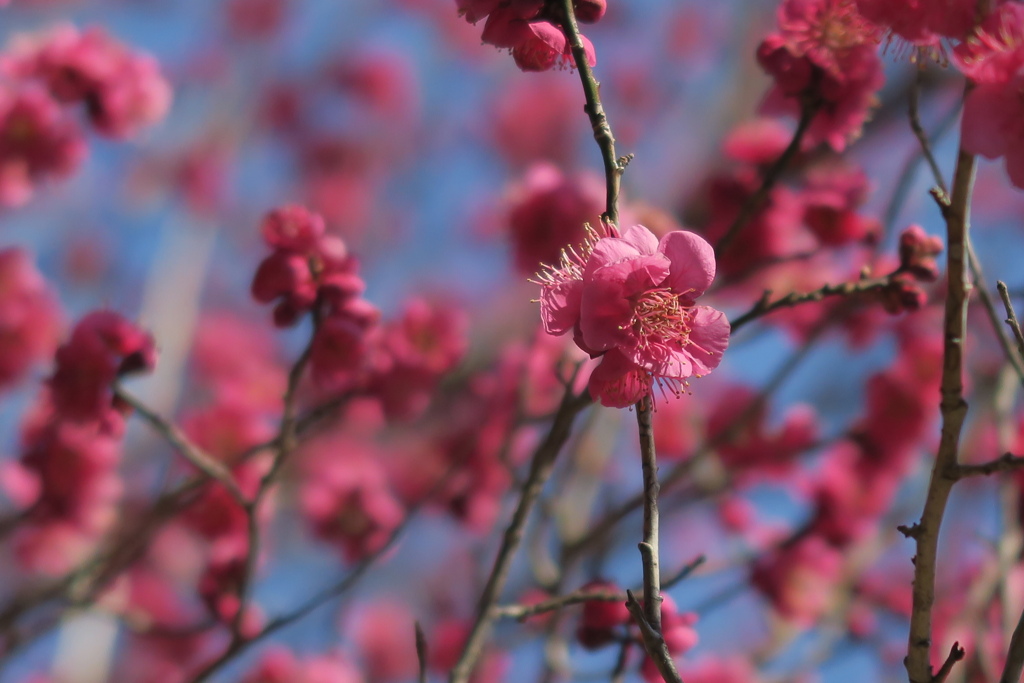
left=630, top=288, right=691, bottom=351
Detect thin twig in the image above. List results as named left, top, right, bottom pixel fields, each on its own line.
left=114, top=384, right=247, bottom=506
left=954, top=452, right=1024, bottom=478
left=230, top=319, right=317, bottom=640
left=908, top=66, right=948, bottom=197
left=715, top=98, right=818, bottom=257
left=998, top=281, right=1024, bottom=360
left=635, top=396, right=663, bottom=633
left=907, top=68, right=1024, bottom=387
left=610, top=639, right=631, bottom=683
left=967, top=249, right=1024, bottom=386
left=933, top=642, right=966, bottom=683
left=559, top=0, right=625, bottom=227
left=447, top=387, right=592, bottom=683
left=624, top=589, right=682, bottom=683
left=188, top=457, right=459, bottom=683
left=493, top=555, right=704, bottom=621
left=1001, top=607, right=1024, bottom=683
left=730, top=275, right=895, bottom=333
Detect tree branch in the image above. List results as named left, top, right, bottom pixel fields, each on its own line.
left=559, top=0, right=626, bottom=227
left=447, top=387, right=592, bottom=683
left=905, top=137, right=976, bottom=683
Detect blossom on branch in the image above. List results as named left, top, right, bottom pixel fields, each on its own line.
left=536, top=224, right=729, bottom=407
left=757, top=0, right=883, bottom=151
left=456, top=0, right=598, bottom=72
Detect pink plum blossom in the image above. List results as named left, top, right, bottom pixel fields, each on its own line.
left=537, top=224, right=729, bottom=407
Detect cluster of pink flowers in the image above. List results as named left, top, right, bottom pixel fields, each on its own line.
left=252, top=205, right=468, bottom=422
left=2, top=311, right=155, bottom=574
left=757, top=0, right=884, bottom=152
left=0, top=24, right=170, bottom=206
left=455, top=0, right=601, bottom=71
left=537, top=223, right=729, bottom=407
left=2, top=25, right=172, bottom=138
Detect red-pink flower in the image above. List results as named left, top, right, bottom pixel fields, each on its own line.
left=757, top=0, right=884, bottom=151
left=537, top=224, right=729, bottom=407
left=0, top=85, right=85, bottom=206
left=0, top=248, right=63, bottom=391
left=251, top=204, right=371, bottom=327
left=4, top=25, right=172, bottom=138
left=956, top=4, right=1024, bottom=189
left=504, top=162, right=604, bottom=274
left=856, top=0, right=976, bottom=48
left=48, top=310, right=156, bottom=425
left=458, top=0, right=598, bottom=72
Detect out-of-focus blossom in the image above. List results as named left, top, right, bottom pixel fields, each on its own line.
left=757, top=0, right=883, bottom=151
left=3, top=24, right=172, bottom=138
left=503, top=162, right=604, bottom=274
left=48, top=310, right=156, bottom=426
left=0, top=248, right=62, bottom=391
left=0, top=85, right=85, bottom=206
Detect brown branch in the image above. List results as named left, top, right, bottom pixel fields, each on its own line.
left=114, top=384, right=247, bottom=507
left=635, top=396, right=663, bottom=633
left=624, top=589, right=682, bottom=683
left=715, top=98, right=818, bottom=257
left=953, top=452, right=1024, bottom=478
left=558, top=0, right=625, bottom=227
left=447, top=387, right=592, bottom=683
left=494, top=555, right=704, bottom=621
left=933, top=642, right=966, bottom=683
left=230, top=320, right=317, bottom=640
left=729, top=275, right=894, bottom=333
left=905, top=137, right=976, bottom=683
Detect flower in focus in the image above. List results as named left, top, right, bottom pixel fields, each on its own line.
left=536, top=224, right=729, bottom=407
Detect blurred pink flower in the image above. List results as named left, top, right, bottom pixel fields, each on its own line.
left=0, top=248, right=63, bottom=391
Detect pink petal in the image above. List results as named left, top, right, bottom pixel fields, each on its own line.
left=539, top=279, right=583, bottom=335
left=578, top=267, right=635, bottom=352
left=659, top=230, right=716, bottom=299
left=585, top=235, right=643, bottom=275
left=632, top=341, right=692, bottom=379
left=619, top=224, right=659, bottom=255
left=685, top=306, right=730, bottom=375
left=961, top=84, right=1014, bottom=160
left=587, top=350, right=650, bottom=408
